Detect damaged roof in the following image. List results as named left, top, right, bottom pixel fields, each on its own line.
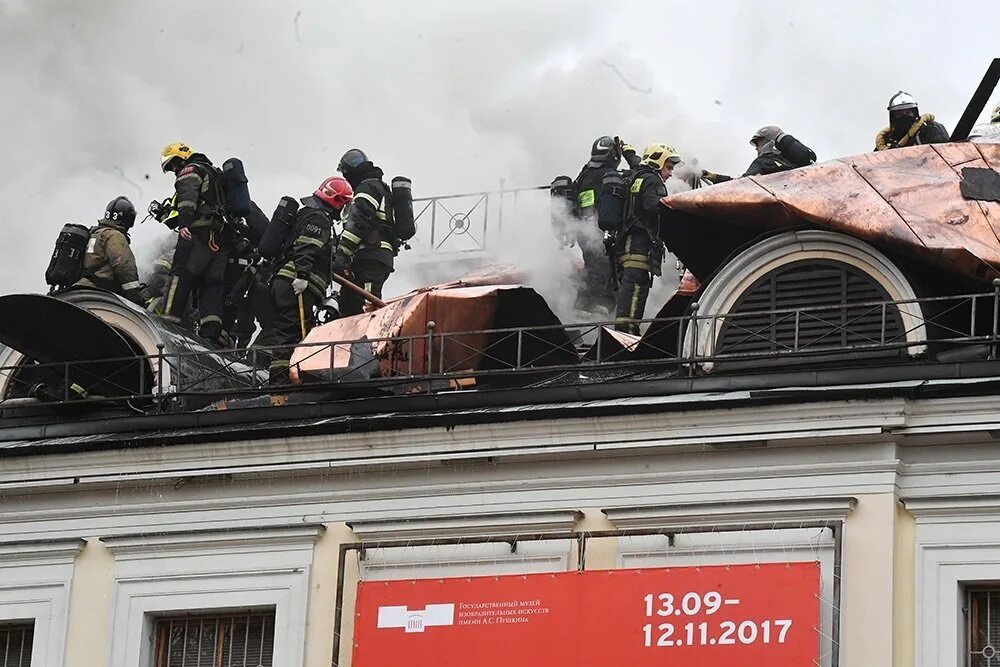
left=660, top=142, right=1000, bottom=283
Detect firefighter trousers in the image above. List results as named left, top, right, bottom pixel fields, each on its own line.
left=339, top=258, right=391, bottom=317
left=164, top=230, right=229, bottom=343
left=576, top=234, right=611, bottom=312
left=614, top=228, right=661, bottom=334
left=268, top=277, right=320, bottom=383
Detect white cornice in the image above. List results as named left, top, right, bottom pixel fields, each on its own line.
left=102, top=524, right=325, bottom=557
left=0, top=398, right=908, bottom=490
left=603, top=497, right=857, bottom=529
left=901, top=495, right=1000, bottom=518
left=348, top=510, right=581, bottom=541
left=0, top=537, right=85, bottom=563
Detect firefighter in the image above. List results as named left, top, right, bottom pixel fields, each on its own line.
left=158, top=142, right=231, bottom=346
left=614, top=144, right=680, bottom=334
left=223, top=232, right=258, bottom=348
left=702, top=126, right=816, bottom=183
left=970, top=103, right=1000, bottom=143
left=75, top=196, right=152, bottom=306
left=331, top=149, right=397, bottom=317
left=268, top=176, right=352, bottom=383
left=572, top=136, right=641, bottom=312
left=875, top=91, right=949, bottom=151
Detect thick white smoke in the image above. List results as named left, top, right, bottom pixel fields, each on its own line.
left=2, top=0, right=999, bottom=326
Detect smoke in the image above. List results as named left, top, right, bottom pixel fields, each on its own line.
left=2, top=0, right=999, bottom=329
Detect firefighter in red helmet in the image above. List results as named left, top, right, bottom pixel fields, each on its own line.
left=267, top=176, right=353, bottom=383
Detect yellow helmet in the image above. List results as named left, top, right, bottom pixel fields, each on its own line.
left=161, top=142, right=194, bottom=172
left=640, top=143, right=682, bottom=169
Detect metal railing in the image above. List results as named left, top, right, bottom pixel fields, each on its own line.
left=1, top=289, right=999, bottom=413
left=409, top=184, right=549, bottom=253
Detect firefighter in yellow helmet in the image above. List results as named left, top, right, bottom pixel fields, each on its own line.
left=613, top=143, right=680, bottom=334
left=156, top=142, right=231, bottom=346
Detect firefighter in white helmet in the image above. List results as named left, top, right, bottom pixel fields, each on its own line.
left=875, top=91, right=949, bottom=151
left=969, top=103, right=1000, bottom=144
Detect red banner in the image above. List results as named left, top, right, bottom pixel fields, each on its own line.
left=352, top=562, right=820, bottom=666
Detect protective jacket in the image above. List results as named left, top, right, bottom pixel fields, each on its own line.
left=875, top=114, right=949, bottom=151
left=619, top=164, right=667, bottom=257
left=164, top=154, right=226, bottom=231
left=743, top=134, right=817, bottom=177
left=575, top=159, right=618, bottom=221
left=76, top=219, right=150, bottom=305
left=335, top=164, right=396, bottom=270
left=275, top=198, right=335, bottom=298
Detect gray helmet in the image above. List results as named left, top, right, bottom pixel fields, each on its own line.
left=105, top=196, right=136, bottom=228
left=749, top=126, right=782, bottom=147
left=887, top=91, right=919, bottom=112
left=591, top=136, right=615, bottom=160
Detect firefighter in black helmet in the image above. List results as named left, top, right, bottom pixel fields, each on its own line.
left=571, top=136, right=641, bottom=313
left=157, top=142, right=232, bottom=347
left=614, top=144, right=680, bottom=334
left=331, top=149, right=397, bottom=317
left=75, top=196, right=152, bottom=306
left=875, top=91, right=949, bottom=151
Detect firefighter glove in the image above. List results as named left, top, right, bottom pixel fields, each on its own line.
left=292, top=278, right=308, bottom=295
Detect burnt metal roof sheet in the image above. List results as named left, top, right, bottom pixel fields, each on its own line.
left=660, top=142, right=1000, bottom=283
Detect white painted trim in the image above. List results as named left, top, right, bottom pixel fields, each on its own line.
left=102, top=525, right=324, bottom=557
left=349, top=510, right=580, bottom=541
left=684, top=230, right=927, bottom=369
left=914, top=521, right=1000, bottom=667
left=604, top=497, right=856, bottom=529
left=104, top=525, right=319, bottom=667
left=902, top=496, right=1000, bottom=519
left=0, top=538, right=84, bottom=564
left=0, top=539, right=79, bottom=667
left=0, top=398, right=909, bottom=490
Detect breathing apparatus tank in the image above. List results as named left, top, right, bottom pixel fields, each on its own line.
left=390, top=177, right=416, bottom=242
left=258, top=196, right=299, bottom=260
left=221, top=158, right=252, bottom=218
left=45, top=223, right=91, bottom=288
left=597, top=170, right=626, bottom=232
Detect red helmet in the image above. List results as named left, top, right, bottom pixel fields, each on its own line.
left=314, top=176, right=353, bottom=209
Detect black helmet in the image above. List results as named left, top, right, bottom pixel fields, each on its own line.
left=591, top=136, right=614, bottom=160
left=338, top=148, right=369, bottom=174
left=105, top=196, right=136, bottom=228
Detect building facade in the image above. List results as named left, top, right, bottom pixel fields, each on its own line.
left=3, top=383, right=1000, bottom=666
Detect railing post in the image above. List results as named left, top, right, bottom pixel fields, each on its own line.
left=993, top=279, right=1000, bottom=358
left=880, top=303, right=887, bottom=345
left=430, top=200, right=437, bottom=248
left=594, top=325, right=602, bottom=365
left=438, top=331, right=447, bottom=374
left=156, top=343, right=165, bottom=414
left=794, top=309, right=801, bottom=352
left=688, top=302, right=700, bottom=377
left=515, top=329, right=524, bottom=370
left=498, top=178, right=506, bottom=236
left=425, top=321, right=436, bottom=376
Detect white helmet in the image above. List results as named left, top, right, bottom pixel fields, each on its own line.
left=887, top=91, right=918, bottom=112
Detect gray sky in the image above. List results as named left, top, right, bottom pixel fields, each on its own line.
left=1, top=0, right=998, bottom=306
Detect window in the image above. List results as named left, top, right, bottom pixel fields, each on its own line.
left=968, top=588, right=1000, bottom=667
left=151, top=610, right=274, bottom=667
left=716, top=260, right=905, bottom=357
left=0, top=622, right=33, bottom=667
